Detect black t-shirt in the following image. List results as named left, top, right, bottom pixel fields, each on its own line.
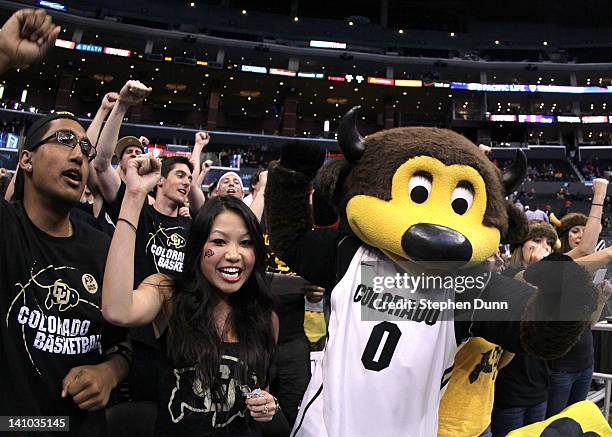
left=155, top=336, right=262, bottom=437
left=490, top=265, right=550, bottom=408
left=107, top=182, right=191, bottom=287
left=550, top=330, right=594, bottom=372
left=494, top=354, right=550, bottom=408
left=0, top=200, right=124, bottom=434
left=72, top=201, right=116, bottom=237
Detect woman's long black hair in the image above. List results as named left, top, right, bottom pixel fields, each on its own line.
left=167, top=196, right=275, bottom=400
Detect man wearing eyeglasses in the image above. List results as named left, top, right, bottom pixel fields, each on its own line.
left=2, top=113, right=130, bottom=435
left=0, top=9, right=130, bottom=435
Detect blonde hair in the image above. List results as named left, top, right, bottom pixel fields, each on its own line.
left=508, top=247, right=527, bottom=269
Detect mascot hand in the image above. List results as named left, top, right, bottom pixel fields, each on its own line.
left=280, top=142, right=326, bottom=178
left=523, top=252, right=596, bottom=320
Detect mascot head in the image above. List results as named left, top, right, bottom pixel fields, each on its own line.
left=317, top=106, right=528, bottom=269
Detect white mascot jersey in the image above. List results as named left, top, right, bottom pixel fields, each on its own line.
left=292, top=245, right=458, bottom=437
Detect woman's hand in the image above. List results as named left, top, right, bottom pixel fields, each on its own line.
left=245, top=390, right=277, bottom=422
left=125, top=154, right=161, bottom=196
left=526, top=242, right=551, bottom=264
left=592, top=178, right=609, bottom=203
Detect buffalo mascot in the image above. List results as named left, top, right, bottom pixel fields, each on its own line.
left=265, top=107, right=607, bottom=437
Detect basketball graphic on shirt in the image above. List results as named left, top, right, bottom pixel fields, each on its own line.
left=6, top=263, right=103, bottom=376
left=146, top=225, right=187, bottom=274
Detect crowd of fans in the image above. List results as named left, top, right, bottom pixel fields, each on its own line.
left=493, top=158, right=578, bottom=182
left=527, top=162, right=578, bottom=182
left=217, top=146, right=270, bottom=168
left=1, top=8, right=612, bottom=437
left=582, top=158, right=612, bottom=181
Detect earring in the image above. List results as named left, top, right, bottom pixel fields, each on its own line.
left=27, top=164, right=32, bottom=171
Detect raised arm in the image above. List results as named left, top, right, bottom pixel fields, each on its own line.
left=265, top=144, right=354, bottom=290
left=249, top=170, right=267, bottom=221
left=196, top=159, right=213, bottom=188
left=566, top=178, right=608, bottom=259
left=188, top=131, right=209, bottom=211
left=93, top=80, right=151, bottom=204
left=573, top=246, right=612, bottom=274
left=0, top=8, right=60, bottom=75
left=87, top=93, right=118, bottom=147
left=86, top=93, right=118, bottom=195
left=101, top=154, right=166, bottom=327
left=0, top=9, right=61, bottom=200
left=265, top=143, right=325, bottom=257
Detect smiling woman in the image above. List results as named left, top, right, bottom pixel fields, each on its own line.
left=101, top=154, right=284, bottom=435
left=199, top=210, right=256, bottom=294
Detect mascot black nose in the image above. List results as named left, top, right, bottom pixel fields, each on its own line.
left=402, top=224, right=473, bottom=268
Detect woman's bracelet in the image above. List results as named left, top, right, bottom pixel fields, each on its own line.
left=273, top=396, right=281, bottom=415
left=117, top=217, right=137, bottom=232
left=592, top=203, right=605, bottom=207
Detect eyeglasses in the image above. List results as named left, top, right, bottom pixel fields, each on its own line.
left=31, top=130, right=97, bottom=162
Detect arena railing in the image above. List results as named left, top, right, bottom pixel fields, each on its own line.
left=0, top=107, right=340, bottom=152
left=591, top=322, right=612, bottom=420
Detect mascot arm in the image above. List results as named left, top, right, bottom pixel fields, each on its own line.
left=265, top=160, right=313, bottom=258
left=466, top=253, right=597, bottom=359
left=456, top=273, right=531, bottom=352
left=265, top=159, right=359, bottom=291
left=265, top=141, right=325, bottom=259
left=518, top=253, right=597, bottom=360
left=282, top=228, right=359, bottom=292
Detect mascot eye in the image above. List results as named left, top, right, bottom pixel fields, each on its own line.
left=408, top=172, right=432, bottom=204
left=450, top=182, right=474, bottom=215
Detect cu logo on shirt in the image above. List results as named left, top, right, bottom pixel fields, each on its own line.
left=45, top=279, right=79, bottom=312
left=167, top=233, right=186, bottom=249
left=81, top=273, right=99, bottom=294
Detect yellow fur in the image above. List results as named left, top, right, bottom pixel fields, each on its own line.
left=346, top=156, right=500, bottom=264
